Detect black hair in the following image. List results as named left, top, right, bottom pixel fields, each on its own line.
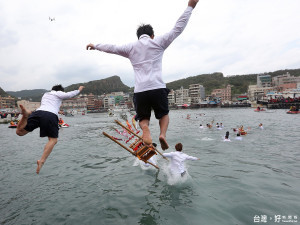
left=52, top=84, right=64, bottom=92
left=225, top=131, right=230, bottom=138
left=136, top=24, right=154, bottom=39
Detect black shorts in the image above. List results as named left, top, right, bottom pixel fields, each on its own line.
left=133, top=88, right=170, bottom=121
left=24, top=110, right=59, bottom=138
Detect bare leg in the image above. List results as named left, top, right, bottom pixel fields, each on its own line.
left=159, top=114, right=169, bottom=150
left=139, top=119, right=152, bottom=145
left=36, top=137, right=58, bottom=174
left=16, top=104, right=32, bottom=136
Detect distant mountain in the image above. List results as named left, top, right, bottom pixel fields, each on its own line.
left=7, top=89, right=48, bottom=102
left=2, top=68, right=300, bottom=101
left=166, top=68, right=300, bottom=95
left=3, top=76, right=130, bottom=102
left=0, top=87, right=8, bottom=97
left=65, top=75, right=130, bottom=95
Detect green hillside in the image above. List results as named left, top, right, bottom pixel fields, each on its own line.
left=65, top=75, right=130, bottom=95
left=166, top=69, right=300, bottom=95
left=0, top=87, right=8, bottom=97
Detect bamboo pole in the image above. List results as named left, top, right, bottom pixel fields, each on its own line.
left=103, top=132, right=135, bottom=155
left=115, top=120, right=168, bottom=160
left=115, top=120, right=142, bottom=139
left=145, top=160, right=159, bottom=169
left=152, top=146, right=168, bottom=161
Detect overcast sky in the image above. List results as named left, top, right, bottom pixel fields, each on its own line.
left=1, top=0, right=300, bottom=91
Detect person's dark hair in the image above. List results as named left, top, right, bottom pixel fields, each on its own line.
left=52, top=84, right=64, bottom=92
left=152, top=143, right=157, bottom=147
left=225, top=131, right=230, bottom=138
left=136, top=24, right=154, bottom=39
left=175, top=143, right=183, bottom=151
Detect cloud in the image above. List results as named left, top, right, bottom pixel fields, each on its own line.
left=1, top=0, right=300, bottom=91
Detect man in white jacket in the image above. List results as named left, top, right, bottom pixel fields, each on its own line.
left=16, top=84, right=84, bottom=174
left=163, top=143, right=199, bottom=177
left=86, top=0, right=199, bottom=151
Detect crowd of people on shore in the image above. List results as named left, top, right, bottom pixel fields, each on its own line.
left=268, top=96, right=300, bottom=104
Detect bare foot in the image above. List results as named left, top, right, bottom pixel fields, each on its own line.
left=159, top=136, right=169, bottom=150
left=142, top=126, right=152, bottom=145
left=36, top=160, right=44, bottom=174
left=20, top=104, right=31, bottom=118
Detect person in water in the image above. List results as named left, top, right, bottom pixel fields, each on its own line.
left=235, top=133, right=242, bottom=140
left=86, top=0, right=199, bottom=150
left=259, top=123, right=264, bottom=129
left=16, top=84, right=84, bottom=174
left=224, top=131, right=231, bottom=142
left=59, top=118, right=64, bottom=125
left=163, top=143, right=199, bottom=177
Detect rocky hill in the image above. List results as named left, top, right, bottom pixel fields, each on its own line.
left=0, top=87, right=8, bottom=97
left=65, top=75, right=130, bottom=95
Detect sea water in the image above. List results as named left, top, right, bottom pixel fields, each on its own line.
left=0, top=108, right=299, bottom=225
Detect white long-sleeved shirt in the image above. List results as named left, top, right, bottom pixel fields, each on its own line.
left=94, top=6, right=193, bottom=93
left=163, top=151, right=198, bottom=174
left=37, top=90, right=80, bottom=116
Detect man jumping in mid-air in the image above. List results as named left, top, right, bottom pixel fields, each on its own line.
left=16, top=85, right=84, bottom=174
left=87, top=0, right=199, bottom=150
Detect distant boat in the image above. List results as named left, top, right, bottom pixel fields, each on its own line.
left=286, top=111, right=300, bottom=114
left=254, top=107, right=265, bottom=112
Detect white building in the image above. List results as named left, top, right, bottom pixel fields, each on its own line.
left=17, top=100, right=40, bottom=112
left=248, top=85, right=274, bottom=101
left=167, top=89, right=175, bottom=106
left=103, top=96, right=115, bottom=109
left=189, top=84, right=205, bottom=104
left=175, top=87, right=191, bottom=106
left=257, top=74, right=272, bottom=88
left=272, top=72, right=300, bottom=86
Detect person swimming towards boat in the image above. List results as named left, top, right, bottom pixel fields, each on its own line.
left=162, top=143, right=199, bottom=177
left=16, top=85, right=84, bottom=174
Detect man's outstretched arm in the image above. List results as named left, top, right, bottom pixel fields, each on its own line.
left=157, top=0, right=199, bottom=50
left=86, top=42, right=130, bottom=58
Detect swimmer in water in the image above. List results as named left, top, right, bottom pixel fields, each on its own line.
left=259, top=123, right=264, bottom=129
left=235, top=133, right=242, bottom=140
left=224, top=131, right=231, bottom=142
